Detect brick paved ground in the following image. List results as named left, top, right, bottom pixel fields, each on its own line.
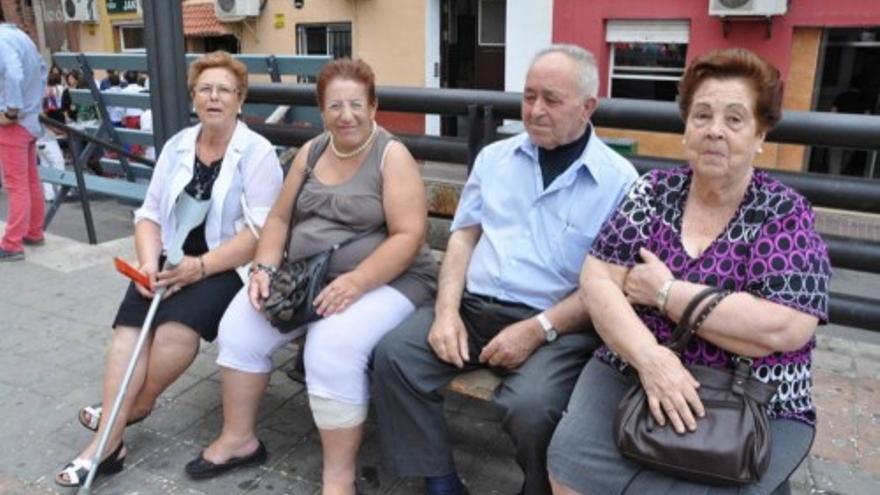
left=1, top=193, right=879, bottom=494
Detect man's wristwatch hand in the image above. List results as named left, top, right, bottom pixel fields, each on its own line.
left=536, top=312, right=558, bottom=342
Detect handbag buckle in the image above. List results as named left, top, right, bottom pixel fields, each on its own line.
left=731, top=357, right=754, bottom=396
left=734, top=356, right=753, bottom=366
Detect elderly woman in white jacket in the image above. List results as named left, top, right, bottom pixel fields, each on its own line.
left=55, top=51, right=283, bottom=487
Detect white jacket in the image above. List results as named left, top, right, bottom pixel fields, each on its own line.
left=134, top=120, right=283, bottom=281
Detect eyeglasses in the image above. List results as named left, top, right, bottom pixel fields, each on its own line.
left=325, top=99, right=367, bottom=112
left=194, top=84, right=239, bottom=98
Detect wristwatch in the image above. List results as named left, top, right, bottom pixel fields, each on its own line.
left=4, top=111, right=18, bottom=120
left=536, top=312, right=558, bottom=342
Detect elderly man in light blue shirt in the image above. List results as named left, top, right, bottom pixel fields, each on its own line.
left=0, top=22, right=47, bottom=260
left=372, top=44, right=638, bottom=495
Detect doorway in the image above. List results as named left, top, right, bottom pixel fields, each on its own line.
left=809, top=28, right=880, bottom=178
left=440, top=0, right=506, bottom=136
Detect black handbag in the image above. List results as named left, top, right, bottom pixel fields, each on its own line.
left=612, top=287, right=779, bottom=486
left=261, top=166, right=379, bottom=333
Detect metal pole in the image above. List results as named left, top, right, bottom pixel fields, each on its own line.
left=143, top=0, right=189, bottom=154
left=68, top=133, right=97, bottom=244
left=466, top=104, right=481, bottom=173
left=482, top=105, right=496, bottom=148
left=78, top=287, right=167, bottom=493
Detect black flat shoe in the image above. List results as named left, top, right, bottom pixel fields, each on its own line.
left=185, top=440, right=267, bottom=479
left=55, top=442, right=126, bottom=487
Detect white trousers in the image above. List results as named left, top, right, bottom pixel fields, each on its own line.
left=36, top=132, right=65, bottom=201
left=216, top=284, right=415, bottom=405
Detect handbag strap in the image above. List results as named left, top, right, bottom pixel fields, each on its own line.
left=281, top=162, right=385, bottom=260
left=280, top=165, right=312, bottom=259
left=666, top=287, right=729, bottom=353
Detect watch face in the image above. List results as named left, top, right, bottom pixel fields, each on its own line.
left=546, top=328, right=558, bottom=342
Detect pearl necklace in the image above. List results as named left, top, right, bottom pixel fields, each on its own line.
left=329, top=122, right=378, bottom=159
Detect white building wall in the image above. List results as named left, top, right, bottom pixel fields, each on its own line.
left=425, top=0, right=441, bottom=135
left=504, top=0, right=553, bottom=93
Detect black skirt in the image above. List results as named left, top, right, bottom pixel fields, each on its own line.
left=112, top=222, right=242, bottom=342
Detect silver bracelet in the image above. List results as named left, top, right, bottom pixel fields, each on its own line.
left=251, top=262, right=278, bottom=278
left=656, top=279, right=676, bottom=313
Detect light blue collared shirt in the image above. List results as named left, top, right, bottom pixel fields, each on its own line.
left=0, top=23, right=46, bottom=138
left=451, top=127, right=638, bottom=310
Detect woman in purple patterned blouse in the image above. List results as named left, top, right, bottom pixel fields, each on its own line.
left=547, top=49, right=831, bottom=495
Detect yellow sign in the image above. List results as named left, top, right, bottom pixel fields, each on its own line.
left=274, top=13, right=285, bottom=29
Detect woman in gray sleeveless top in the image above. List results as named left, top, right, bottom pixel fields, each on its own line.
left=188, top=59, right=437, bottom=493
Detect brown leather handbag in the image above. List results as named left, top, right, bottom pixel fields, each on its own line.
left=613, top=287, right=779, bottom=486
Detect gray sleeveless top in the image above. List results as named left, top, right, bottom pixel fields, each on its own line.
left=287, top=128, right=437, bottom=306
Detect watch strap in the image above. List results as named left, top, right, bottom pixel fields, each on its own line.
left=536, top=312, right=553, bottom=332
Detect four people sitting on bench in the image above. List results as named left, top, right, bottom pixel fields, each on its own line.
left=56, top=46, right=828, bottom=495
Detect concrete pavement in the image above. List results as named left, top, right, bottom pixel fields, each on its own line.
left=0, top=195, right=879, bottom=494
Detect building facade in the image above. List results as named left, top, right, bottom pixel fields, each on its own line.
left=36, top=1, right=880, bottom=175
left=553, top=0, right=880, bottom=175
left=65, top=0, right=550, bottom=136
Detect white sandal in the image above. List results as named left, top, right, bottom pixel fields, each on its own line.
left=55, top=443, right=126, bottom=487
left=78, top=403, right=148, bottom=432
left=77, top=404, right=102, bottom=431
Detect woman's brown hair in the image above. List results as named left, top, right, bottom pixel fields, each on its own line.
left=187, top=51, right=249, bottom=101
left=678, top=48, right=783, bottom=133
left=315, top=58, right=377, bottom=109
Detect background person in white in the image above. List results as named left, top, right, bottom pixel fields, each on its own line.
left=371, top=45, right=638, bottom=495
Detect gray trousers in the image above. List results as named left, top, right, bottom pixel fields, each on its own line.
left=372, top=293, right=599, bottom=495
left=548, top=359, right=813, bottom=495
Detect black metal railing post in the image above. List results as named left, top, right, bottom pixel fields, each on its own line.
left=482, top=104, right=496, bottom=149
left=466, top=103, right=482, bottom=173
left=68, top=133, right=98, bottom=244
left=143, top=0, right=189, bottom=154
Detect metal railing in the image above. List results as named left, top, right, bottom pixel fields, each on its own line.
left=244, top=84, right=880, bottom=331
left=44, top=76, right=880, bottom=331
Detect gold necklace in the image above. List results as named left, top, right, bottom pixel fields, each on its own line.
left=329, top=121, right=377, bottom=159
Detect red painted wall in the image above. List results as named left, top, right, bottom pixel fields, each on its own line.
left=553, top=0, right=880, bottom=96
left=376, top=111, right=425, bottom=136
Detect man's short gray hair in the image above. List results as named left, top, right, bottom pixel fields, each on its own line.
left=532, top=44, right=599, bottom=100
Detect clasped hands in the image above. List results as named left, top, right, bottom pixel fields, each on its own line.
left=626, top=247, right=705, bottom=434
left=247, top=268, right=367, bottom=317
left=427, top=311, right=542, bottom=370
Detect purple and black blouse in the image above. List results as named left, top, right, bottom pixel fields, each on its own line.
left=591, top=167, right=831, bottom=426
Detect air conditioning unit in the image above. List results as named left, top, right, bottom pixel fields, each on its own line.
left=709, top=0, right=788, bottom=17
left=215, top=0, right=261, bottom=22
left=62, top=0, right=97, bottom=23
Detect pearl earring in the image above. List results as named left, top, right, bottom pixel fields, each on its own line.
left=757, top=147, right=764, bottom=154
